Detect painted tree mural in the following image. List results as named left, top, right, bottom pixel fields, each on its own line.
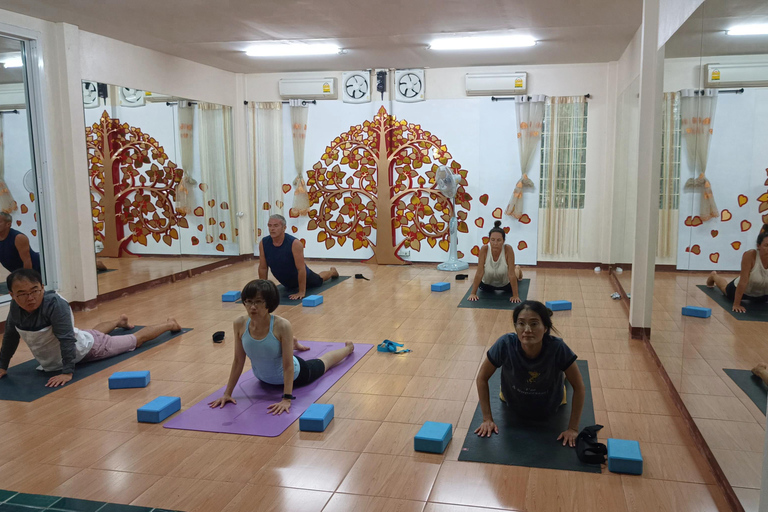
left=86, top=111, right=188, bottom=257
left=305, top=106, right=471, bottom=264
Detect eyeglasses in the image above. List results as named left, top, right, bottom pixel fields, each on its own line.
left=243, top=299, right=266, bottom=308
left=15, top=288, right=43, bottom=300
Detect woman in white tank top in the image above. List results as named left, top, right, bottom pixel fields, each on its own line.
left=707, top=224, right=768, bottom=313
left=469, top=221, right=524, bottom=303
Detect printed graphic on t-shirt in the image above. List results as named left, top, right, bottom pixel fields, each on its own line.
left=527, top=371, right=540, bottom=383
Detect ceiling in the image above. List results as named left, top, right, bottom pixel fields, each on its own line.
left=0, top=0, right=643, bottom=73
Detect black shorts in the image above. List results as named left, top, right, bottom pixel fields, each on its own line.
left=294, top=357, right=326, bottom=387
left=283, top=269, right=324, bottom=290
left=725, top=280, right=768, bottom=302
left=479, top=282, right=512, bottom=293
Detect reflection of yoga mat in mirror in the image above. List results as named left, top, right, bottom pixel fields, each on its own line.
left=237, top=276, right=350, bottom=306
left=164, top=341, right=372, bottom=436
left=459, top=360, right=601, bottom=473
left=0, top=326, right=192, bottom=402
left=97, top=268, right=117, bottom=275
left=696, top=285, right=768, bottom=322
left=0, top=281, right=7, bottom=295
left=724, top=369, right=767, bottom=415
left=458, top=279, right=530, bottom=310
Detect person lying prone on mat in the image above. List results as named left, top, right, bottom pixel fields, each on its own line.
left=707, top=223, right=768, bottom=313
left=474, top=300, right=585, bottom=447
left=208, top=279, right=354, bottom=415
left=0, top=269, right=181, bottom=388
left=468, top=221, right=523, bottom=303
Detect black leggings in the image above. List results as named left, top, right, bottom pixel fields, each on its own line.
left=479, top=282, right=512, bottom=293
left=725, top=280, right=768, bottom=303
left=294, top=357, right=326, bottom=387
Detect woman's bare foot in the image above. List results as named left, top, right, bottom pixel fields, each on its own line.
left=293, top=336, right=310, bottom=351
left=117, top=314, right=134, bottom=329
left=345, top=341, right=354, bottom=354
left=168, top=318, right=182, bottom=332
left=706, top=271, right=717, bottom=288
left=331, top=267, right=339, bottom=279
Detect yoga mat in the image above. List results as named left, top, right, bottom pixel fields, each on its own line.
left=0, top=326, right=192, bottom=402
left=164, top=340, right=373, bottom=436
left=696, top=285, right=768, bottom=322
left=97, top=268, right=117, bottom=275
left=0, top=282, right=7, bottom=295
left=724, top=369, right=768, bottom=414
left=237, top=276, right=351, bottom=306
left=458, top=360, right=601, bottom=473
left=458, top=279, right=530, bottom=310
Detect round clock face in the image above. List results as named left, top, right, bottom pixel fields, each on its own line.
left=345, top=74, right=368, bottom=99
left=82, top=82, right=98, bottom=103
left=122, top=87, right=143, bottom=103
left=398, top=73, right=422, bottom=98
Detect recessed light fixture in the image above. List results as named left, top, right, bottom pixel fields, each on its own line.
left=245, top=42, right=342, bottom=57
left=2, top=57, right=23, bottom=68
left=429, top=34, right=536, bottom=51
left=726, top=24, right=768, bottom=36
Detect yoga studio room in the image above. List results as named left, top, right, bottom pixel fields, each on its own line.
left=1, top=0, right=768, bottom=511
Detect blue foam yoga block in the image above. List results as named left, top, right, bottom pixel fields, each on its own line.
left=546, top=300, right=572, bottom=311
left=431, top=282, right=450, bottom=292
left=300, top=403, right=334, bottom=432
left=682, top=306, right=711, bottom=318
left=109, top=371, right=150, bottom=389
left=222, top=290, right=241, bottom=302
left=607, top=438, right=643, bottom=475
left=414, top=421, right=452, bottom=453
left=303, top=295, right=324, bottom=307
left=137, top=396, right=181, bottom=423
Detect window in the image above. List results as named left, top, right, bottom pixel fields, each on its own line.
left=539, top=100, right=588, bottom=209
left=659, top=92, right=681, bottom=210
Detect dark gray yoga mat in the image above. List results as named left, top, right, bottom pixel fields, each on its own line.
left=0, top=326, right=191, bottom=402
left=237, top=275, right=351, bottom=306
left=724, top=369, right=767, bottom=414
left=458, top=360, right=601, bottom=473
left=97, top=268, right=117, bottom=275
left=458, top=279, right=530, bottom=310
left=696, top=285, right=768, bottom=322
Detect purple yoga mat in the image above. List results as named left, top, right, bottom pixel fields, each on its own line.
left=163, top=341, right=372, bottom=437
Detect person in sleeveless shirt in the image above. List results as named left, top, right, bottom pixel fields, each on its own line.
left=209, top=279, right=354, bottom=414
left=0, top=212, right=40, bottom=274
left=468, top=221, right=523, bottom=303
left=259, top=214, right=339, bottom=300
left=706, top=224, right=768, bottom=313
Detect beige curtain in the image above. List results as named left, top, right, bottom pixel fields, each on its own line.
left=289, top=99, right=310, bottom=216
left=658, top=92, right=680, bottom=260
left=681, top=89, right=718, bottom=221
left=0, top=116, right=17, bottom=213
left=198, top=102, right=237, bottom=244
left=538, top=96, right=587, bottom=257
left=506, top=95, right=545, bottom=219
left=174, top=101, right=196, bottom=216
left=247, top=102, right=283, bottom=241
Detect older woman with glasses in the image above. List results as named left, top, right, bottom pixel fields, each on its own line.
left=0, top=269, right=181, bottom=388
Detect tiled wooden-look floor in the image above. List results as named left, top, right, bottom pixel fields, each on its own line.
left=95, top=255, right=229, bottom=294
left=0, top=262, right=729, bottom=512
left=651, top=271, right=768, bottom=512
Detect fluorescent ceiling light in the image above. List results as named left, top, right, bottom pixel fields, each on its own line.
left=2, top=57, right=23, bottom=68
left=429, top=35, right=536, bottom=51
left=726, top=24, right=768, bottom=36
left=245, top=42, right=341, bottom=57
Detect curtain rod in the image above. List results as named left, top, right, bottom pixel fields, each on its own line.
left=242, top=100, right=317, bottom=106
left=492, top=94, right=591, bottom=101
left=165, top=101, right=197, bottom=106
left=0, top=109, right=19, bottom=115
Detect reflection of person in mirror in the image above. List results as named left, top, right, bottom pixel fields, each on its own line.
left=468, top=221, right=523, bottom=303
left=0, top=212, right=40, bottom=273
left=707, top=224, right=768, bottom=313
left=0, top=269, right=181, bottom=388
left=258, top=214, right=338, bottom=300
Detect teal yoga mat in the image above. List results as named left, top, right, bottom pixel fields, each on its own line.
left=458, top=279, right=530, bottom=310
left=696, top=285, right=768, bottom=322
left=238, top=275, right=351, bottom=306
left=724, top=369, right=767, bottom=414
left=458, top=360, right=601, bottom=473
left=0, top=326, right=191, bottom=402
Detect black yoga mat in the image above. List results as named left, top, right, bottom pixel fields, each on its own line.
left=0, top=282, right=7, bottom=295
left=0, top=326, right=192, bottom=402
left=458, top=279, right=530, bottom=310
left=97, top=268, right=117, bottom=275
left=238, top=275, right=351, bottom=306
left=724, top=369, right=767, bottom=414
left=458, top=360, right=601, bottom=473
left=696, top=285, right=768, bottom=322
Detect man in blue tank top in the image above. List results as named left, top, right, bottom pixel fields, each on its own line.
left=0, top=212, right=40, bottom=274
left=258, top=214, right=338, bottom=300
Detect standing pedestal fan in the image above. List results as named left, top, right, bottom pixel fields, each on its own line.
left=435, top=165, right=468, bottom=272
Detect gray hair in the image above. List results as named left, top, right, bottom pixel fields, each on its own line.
left=269, top=214, right=286, bottom=226
left=0, top=212, right=11, bottom=223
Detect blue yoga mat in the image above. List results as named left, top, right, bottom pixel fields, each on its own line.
left=0, top=326, right=191, bottom=402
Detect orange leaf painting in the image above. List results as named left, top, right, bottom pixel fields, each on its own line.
left=471, top=245, right=480, bottom=256
left=475, top=218, right=484, bottom=228
left=684, top=216, right=703, bottom=227
left=439, top=240, right=450, bottom=251
left=206, top=235, right=214, bottom=243
left=292, top=226, right=298, bottom=233
left=276, top=200, right=284, bottom=209
left=741, top=220, right=752, bottom=232
left=197, top=225, right=203, bottom=232
left=457, top=251, right=464, bottom=259
left=220, top=202, right=229, bottom=210
left=300, top=238, right=306, bottom=247
left=289, top=209, right=299, bottom=218
left=194, top=207, right=204, bottom=217
left=479, top=194, right=489, bottom=206
left=518, top=214, right=531, bottom=224
left=711, top=230, right=718, bottom=238
left=219, top=222, right=225, bottom=229
left=503, top=227, right=510, bottom=234
left=732, top=241, right=741, bottom=250
left=518, top=241, right=528, bottom=250
left=15, top=221, right=21, bottom=226
left=199, top=183, right=208, bottom=192
left=684, top=246, right=690, bottom=253
left=263, top=202, right=271, bottom=210
left=492, top=208, right=502, bottom=219
left=282, top=184, right=292, bottom=194
left=219, top=234, right=227, bottom=241
left=709, top=252, right=719, bottom=263
left=31, top=229, right=37, bottom=237
left=208, top=199, right=216, bottom=208
left=20, top=204, right=28, bottom=214
left=208, top=218, right=216, bottom=225
left=691, top=245, right=701, bottom=255
left=29, top=193, right=35, bottom=202
left=216, top=243, right=224, bottom=252
left=235, top=228, right=239, bottom=236
left=721, top=209, right=732, bottom=222
left=482, top=236, right=490, bottom=245
left=191, top=237, right=199, bottom=245
left=738, top=195, right=748, bottom=207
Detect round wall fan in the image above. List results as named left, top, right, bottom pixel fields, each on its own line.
left=395, top=69, right=425, bottom=103
left=342, top=71, right=371, bottom=104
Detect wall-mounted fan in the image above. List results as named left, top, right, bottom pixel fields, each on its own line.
left=23, top=169, right=35, bottom=194
left=394, top=69, right=425, bottom=103
left=342, top=71, right=371, bottom=104
left=119, top=87, right=145, bottom=107
left=82, top=81, right=100, bottom=109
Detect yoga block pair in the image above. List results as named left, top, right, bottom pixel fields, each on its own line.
left=414, top=421, right=452, bottom=453
left=109, top=371, right=150, bottom=389
left=607, top=438, right=643, bottom=475
left=138, top=396, right=181, bottom=423
left=222, top=290, right=241, bottom=302
left=546, top=300, right=572, bottom=311
left=431, top=282, right=450, bottom=292
left=303, top=295, right=323, bottom=307
left=682, top=306, right=711, bottom=318
left=300, top=403, right=334, bottom=431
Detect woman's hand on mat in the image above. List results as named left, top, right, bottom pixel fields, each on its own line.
left=267, top=399, right=291, bottom=415
left=557, top=428, right=579, bottom=447
left=468, top=293, right=479, bottom=302
left=475, top=419, right=498, bottom=437
left=509, top=295, right=521, bottom=303
left=0, top=369, right=6, bottom=379
left=289, top=292, right=305, bottom=300
left=732, top=304, right=746, bottom=313
left=208, top=395, right=237, bottom=408
left=46, top=373, right=73, bottom=388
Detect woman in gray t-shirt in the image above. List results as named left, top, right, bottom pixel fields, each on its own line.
left=475, top=300, right=585, bottom=447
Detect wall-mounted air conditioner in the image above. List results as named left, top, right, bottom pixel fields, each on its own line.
left=279, top=78, right=337, bottom=100
left=465, top=72, right=527, bottom=96
left=705, top=63, right=768, bottom=88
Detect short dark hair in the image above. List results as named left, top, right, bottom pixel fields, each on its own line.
left=241, top=279, right=280, bottom=313
left=512, top=300, right=560, bottom=336
left=489, top=220, right=506, bottom=241
left=758, top=224, right=768, bottom=247
left=7, top=268, right=43, bottom=293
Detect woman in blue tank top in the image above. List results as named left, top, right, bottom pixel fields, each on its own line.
left=208, top=279, right=354, bottom=415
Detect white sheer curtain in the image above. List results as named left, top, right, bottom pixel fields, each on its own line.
left=658, top=92, right=680, bottom=260
left=538, top=96, right=587, bottom=257
left=507, top=95, right=545, bottom=219
left=289, top=99, right=310, bottom=216
left=0, top=116, right=16, bottom=213
left=247, top=102, right=283, bottom=241
left=174, top=102, right=196, bottom=216
left=681, top=89, right=718, bottom=221
left=198, top=102, right=236, bottom=244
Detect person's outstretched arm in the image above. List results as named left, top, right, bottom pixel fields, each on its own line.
left=474, top=357, right=498, bottom=437
left=209, top=317, right=247, bottom=408
left=289, top=240, right=307, bottom=300
left=468, top=246, right=488, bottom=301
left=559, top=362, right=585, bottom=447
left=48, top=298, right=79, bottom=387
left=505, top=245, right=520, bottom=303
left=0, top=315, right=20, bottom=379
left=258, top=240, right=268, bottom=280
left=14, top=234, right=33, bottom=269
left=733, top=251, right=756, bottom=313
left=267, top=317, right=295, bottom=415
